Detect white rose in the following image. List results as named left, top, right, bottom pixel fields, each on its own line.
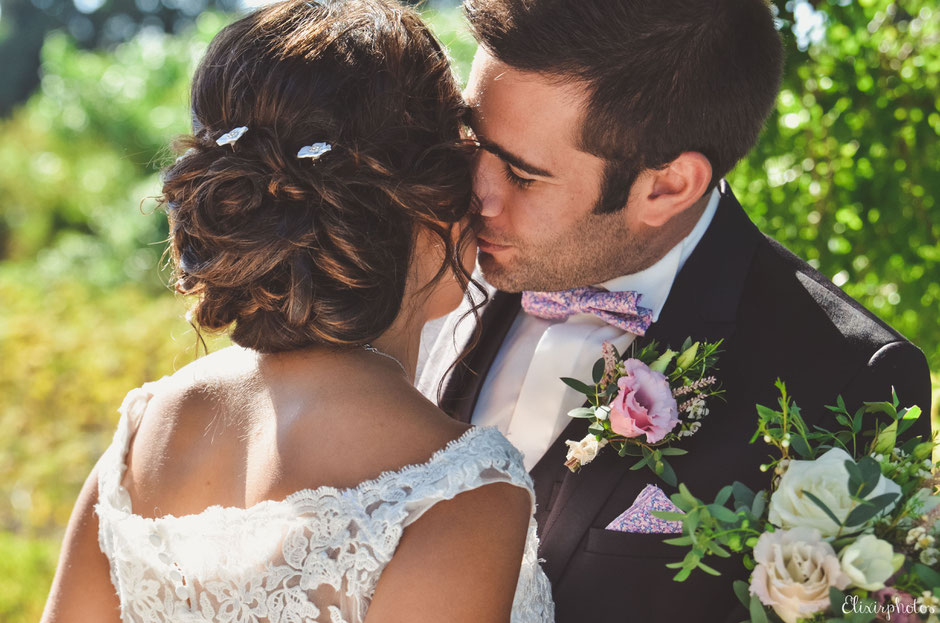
left=768, top=448, right=901, bottom=537
left=839, top=535, right=904, bottom=591
left=564, top=434, right=607, bottom=467
left=749, top=527, right=850, bottom=623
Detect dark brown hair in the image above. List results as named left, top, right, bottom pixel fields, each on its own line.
left=162, top=0, right=476, bottom=352
left=464, top=0, right=784, bottom=213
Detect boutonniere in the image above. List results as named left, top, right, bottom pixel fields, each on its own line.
left=561, top=337, right=723, bottom=485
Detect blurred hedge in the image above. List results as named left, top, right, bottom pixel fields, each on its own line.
left=0, top=3, right=936, bottom=621
left=729, top=1, right=939, bottom=368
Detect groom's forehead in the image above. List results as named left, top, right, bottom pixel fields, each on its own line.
left=465, top=51, right=589, bottom=161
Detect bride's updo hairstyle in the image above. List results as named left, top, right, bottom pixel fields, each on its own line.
left=162, top=0, right=474, bottom=352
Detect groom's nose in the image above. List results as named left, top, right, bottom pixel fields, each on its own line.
left=472, top=150, right=504, bottom=218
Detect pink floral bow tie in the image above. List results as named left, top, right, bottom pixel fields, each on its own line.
left=521, top=287, right=653, bottom=335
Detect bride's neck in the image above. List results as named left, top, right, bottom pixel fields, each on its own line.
left=368, top=301, right=426, bottom=384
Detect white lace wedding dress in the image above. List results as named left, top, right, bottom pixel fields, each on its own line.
left=95, top=381, right=554, bottom=623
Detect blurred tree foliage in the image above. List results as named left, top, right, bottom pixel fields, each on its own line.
left=730, top=0, right=939, bottom=373
left=0, top=2, right=935, bottom=621
left=0, top=0, right=240, bottom=115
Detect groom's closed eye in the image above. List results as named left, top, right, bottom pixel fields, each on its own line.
left=502, top=162, right=536, bottom=189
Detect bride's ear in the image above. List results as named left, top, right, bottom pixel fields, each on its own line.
left=631, top=152, right=712, bottom=228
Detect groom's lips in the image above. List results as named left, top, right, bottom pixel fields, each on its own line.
left=477, top=235, right=512, bottom=255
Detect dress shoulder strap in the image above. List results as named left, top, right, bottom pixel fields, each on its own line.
left=96, top=380, right=164, bottom=513
left=380, top=427, right=535, bottom=529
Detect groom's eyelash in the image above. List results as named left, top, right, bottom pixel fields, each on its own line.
left=503, top=163, right=536, bottom=189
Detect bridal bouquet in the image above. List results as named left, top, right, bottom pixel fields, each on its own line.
left=652, top=381, right=939, bottom=623
left=561, top=337, right=723, bottom=485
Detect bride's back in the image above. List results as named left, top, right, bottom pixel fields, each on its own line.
left=121, top=346, right=469, bottom=520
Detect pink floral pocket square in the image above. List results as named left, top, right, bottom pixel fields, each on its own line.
left=605, top=484, right=684, bottom=534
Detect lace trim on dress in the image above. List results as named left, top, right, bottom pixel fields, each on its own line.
left=94, top=383, right=553, bottom=623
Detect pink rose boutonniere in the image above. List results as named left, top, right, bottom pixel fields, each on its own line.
left=609, top=359, right=679, bottom=444
left=562, top=338, right=722, bottom=485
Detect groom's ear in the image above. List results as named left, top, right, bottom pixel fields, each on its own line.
left=631, top=152, right=712, bottom=228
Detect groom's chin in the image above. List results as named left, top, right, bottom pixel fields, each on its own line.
left=477, top=251, right=525, bottom=293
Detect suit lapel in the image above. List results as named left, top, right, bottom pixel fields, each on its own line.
left=538, top=186, right=764, bottom=585
left=439, top=291, right=521, bottom=423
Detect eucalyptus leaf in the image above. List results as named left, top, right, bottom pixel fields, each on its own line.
left=560, top=376, right=595, bottom=395
left=658, top=459, right=677, bottom=487
left=751, top=491, right=767, bottom=518
left=845, top=492, right=898, bottom=527
left=914, top=563, right=940, bottom=591
left=749, top=594, right=769, bottom=623
left=714, top=485, right=733, bottom=507
left=789, top=434, right=812, bottom=458
left=707, top=504, right=739, bottom=523
left=829, top=587, right=847, bottom=613
left=567, top=407, right=595, bottom=419
left=855, top=456, right=883, bottom=498
left=660, top=447, right=689, bottom=456
left=592, top=358, right=605, bottom=384
left=733, top=580, right=750, bottom=609
left=732, top=481, right=756, bottom=511
left=803, top=491, right=842, bottom=528
left=844, top=459, right=866, bottom=496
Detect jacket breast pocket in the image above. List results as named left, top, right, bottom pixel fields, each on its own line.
left=584, top=527, right=685, bottom=559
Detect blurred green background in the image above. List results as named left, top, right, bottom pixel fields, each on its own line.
left=0, top=0, right=937, bottom=619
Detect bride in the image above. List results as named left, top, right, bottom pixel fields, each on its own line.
left=40, top=0, right=553, bottom=621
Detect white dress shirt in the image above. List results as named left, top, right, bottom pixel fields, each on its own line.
left=418, top=186, right=721, bottom=470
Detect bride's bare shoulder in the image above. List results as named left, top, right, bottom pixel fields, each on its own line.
left=120, top=346, right=264, bottom=515
left=277, top=369, right=472, bottom=492
left=126, top=345, right=471, bottom=505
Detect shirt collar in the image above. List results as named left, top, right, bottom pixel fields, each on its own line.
left=599, top=183, right=721, bottom=322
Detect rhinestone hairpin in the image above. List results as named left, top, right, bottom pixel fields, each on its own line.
left=297, top=142, right=332, bottom=160
left=215, top=126, right=248, bottom=147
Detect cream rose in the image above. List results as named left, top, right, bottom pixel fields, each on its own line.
left=749, top=527, right=850, bottom=623
left=564, top=434, right=608, bottom=470
left=768, top=448, right=901, bottom=537
left=839, top=535, right=904, bottom=591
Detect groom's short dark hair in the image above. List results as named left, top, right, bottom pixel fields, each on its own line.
left=464, top=0, right=784, bottom=213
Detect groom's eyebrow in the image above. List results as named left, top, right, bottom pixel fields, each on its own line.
left=476, top=138, right=555, bottom=179
left=467, top=110, right=554, bottom=178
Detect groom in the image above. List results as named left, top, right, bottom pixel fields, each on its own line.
left=418, top=0, right=933, bottom=621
